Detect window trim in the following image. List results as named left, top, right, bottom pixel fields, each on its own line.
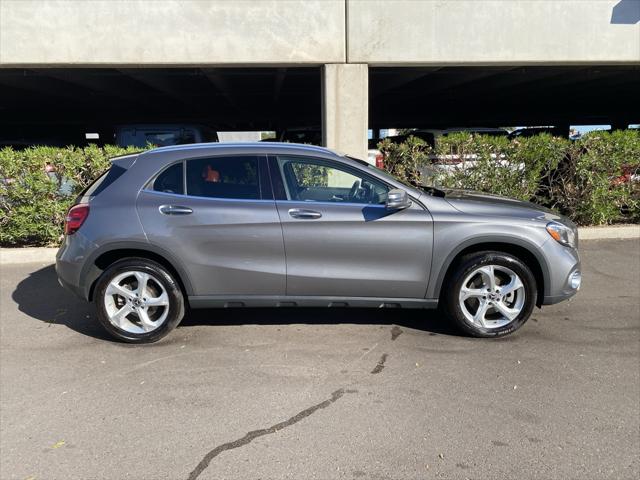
left=141, top=188, right=277, bottom=204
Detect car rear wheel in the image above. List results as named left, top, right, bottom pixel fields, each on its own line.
left=443, top=251, right=537, bottom=337
left=95, top=258, right=185, bottom=343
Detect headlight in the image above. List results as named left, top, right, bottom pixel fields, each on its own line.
left=546, top=221, right=577, bottom=248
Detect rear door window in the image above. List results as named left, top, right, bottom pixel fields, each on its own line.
left=185, top=156, right=261, bottom=200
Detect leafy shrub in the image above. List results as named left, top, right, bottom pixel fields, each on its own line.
left=379, top=130, right=639, bottom=226
left=551, top=130, right=640, bottom=225
left=0, top=145, right=142, bottom=246
left=377, top=135, right=431, bottom=187
left=433, top=132, right=569, bottom=202
left=1, top=132, right=638, bottom=247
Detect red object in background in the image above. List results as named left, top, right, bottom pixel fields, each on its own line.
left=612, top=164, right=639, bottom=186
left=375, top=152, right=384, bottom=169
left=64, top=204, right=90, bottom=235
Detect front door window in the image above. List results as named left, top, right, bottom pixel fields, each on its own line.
left=276, top=156, right=388, bottom=205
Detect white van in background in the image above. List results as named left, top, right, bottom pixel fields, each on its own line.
left=115, top=124, right=218, bottom=148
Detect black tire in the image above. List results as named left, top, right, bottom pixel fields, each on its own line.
left=442, top=251, right=537, bottom=338
left=94, top=258, right=185, bottom=343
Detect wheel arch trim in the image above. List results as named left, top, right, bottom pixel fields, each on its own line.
left=81, top=241, right=195, bottom=300
left=429, top=235, right=550, bottom=301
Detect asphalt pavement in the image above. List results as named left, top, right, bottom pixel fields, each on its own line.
left=1, top=239, right=638, bottom=480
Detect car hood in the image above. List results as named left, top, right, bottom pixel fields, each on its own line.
left=442, top=188, right=567, bottom=223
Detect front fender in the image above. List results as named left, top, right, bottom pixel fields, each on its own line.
left=427, top=232, right=551, bottom=300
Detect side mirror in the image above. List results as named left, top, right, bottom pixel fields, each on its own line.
left=386, top=188, right=412, bottom=210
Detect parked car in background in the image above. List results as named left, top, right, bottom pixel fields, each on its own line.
left=56, top=143, right=581, bottom=343
left=115, top=124, right=218, bottom=148
left=267, top=127, right=383, bottom=167
left=440, top=127, right=509, bottom=138
left=508, top=127, right=567, bottom=139
left=277, top=127, right=322, bottom=146
left=0, top=126, right=89, bottom=150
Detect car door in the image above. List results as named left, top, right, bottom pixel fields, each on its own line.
left=269, top=155, right=433, bottom=299
left=136, top=154, right=286, bottom=297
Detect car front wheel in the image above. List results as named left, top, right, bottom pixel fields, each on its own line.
left=94, top=258, right=185, bottom=343
left=443, top=251, right=537, bottom=337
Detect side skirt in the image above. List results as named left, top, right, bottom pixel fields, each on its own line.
left=188, top=295, right=439, bottom=309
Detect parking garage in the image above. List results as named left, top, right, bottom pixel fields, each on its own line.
left=1, top=0, right=638, bottom=157
left=1, top=65, right=638, bottom=150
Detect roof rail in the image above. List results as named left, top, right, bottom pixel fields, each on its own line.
left=145, top=142, right=334, bottom=155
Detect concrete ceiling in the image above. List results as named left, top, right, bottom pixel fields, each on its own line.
left=0, top=65, right=637, bottom=143
left=369, top=65, right=640, bottom=128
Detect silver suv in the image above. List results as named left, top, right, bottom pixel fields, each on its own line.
left=56, top=143, right=581, bottom=343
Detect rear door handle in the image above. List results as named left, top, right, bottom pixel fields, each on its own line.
left=159, top=205, right=193, bottom=215
left=288, top=208, right=322, bottom=219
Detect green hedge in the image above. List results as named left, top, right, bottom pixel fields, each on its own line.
left=379, top=130, right=640, bottom=226
left=1, top=132, right=638, bottom=246
left=0, top=145, right=142, bottom=246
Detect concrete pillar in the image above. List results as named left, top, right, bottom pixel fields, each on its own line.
left=322, top=63, right=368, bottom=160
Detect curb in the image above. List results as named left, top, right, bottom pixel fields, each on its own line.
left=0, top=225, right=638, bottom=265
left=578, top=224, right=640, bottom=240
left=1, top=247, right=58, bottom=266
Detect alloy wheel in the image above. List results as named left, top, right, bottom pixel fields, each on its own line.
left=458, top=264, right=526, bottom=329
left=103, top=270, right=170, bottom=334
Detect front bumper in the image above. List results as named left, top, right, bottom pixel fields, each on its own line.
left=541, top=240, right=581, bottom=305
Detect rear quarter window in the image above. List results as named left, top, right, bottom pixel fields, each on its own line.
left=152, top=163, right=184, bottom=195
left=78, top=164, right=127, bottom=202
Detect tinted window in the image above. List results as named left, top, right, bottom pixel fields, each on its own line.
left=81, top=164, right=127, bottom=200
left=153, top=163, right=184, bottom=195
left=277, top=156, right=388, bottom=205
left=186, top=156, right=259, bottom=200
left=146, top=130, right=196, bottom=146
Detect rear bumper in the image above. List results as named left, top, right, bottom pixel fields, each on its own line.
left=55, top=232, right=100, bottom=301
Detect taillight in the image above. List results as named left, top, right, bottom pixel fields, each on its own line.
left=375, top=152, right=385, bottom=169
left=64, top=204, right=90, bottom=235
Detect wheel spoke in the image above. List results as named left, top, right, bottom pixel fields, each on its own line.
left=493, top=300, right=520, bottom=321
left=145, top=291, right=169, bottom=307
left=111, top=304, right=133, bottom=328
left=106, top=282, right=135, bottom=300
left=134, top=272, right=150, bottom=297
left=137, top=308, right=156, bottom=332
left=473, top=299, right=489, bottom=327
left=500, top=275, right=524, bottom=296
left=460, top=287, right=485, bottom=301
left=478, top=266, right=497, bottom=291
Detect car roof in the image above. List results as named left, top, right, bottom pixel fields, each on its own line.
left=145, top=141, right=337, bottom=157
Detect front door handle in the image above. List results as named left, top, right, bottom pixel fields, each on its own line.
left=288, top=208, right=322, bottom=220
left=159, top=205, right=193, bottom=215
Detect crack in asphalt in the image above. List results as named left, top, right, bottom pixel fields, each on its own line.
left=186, top=388, right=357, bottom=480
left=370, top=353, right=388, bottom=374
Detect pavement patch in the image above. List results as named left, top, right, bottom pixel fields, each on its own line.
left=390, top=325, right=403, bottom=341
left=370, top=353, right=388, bottom=374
